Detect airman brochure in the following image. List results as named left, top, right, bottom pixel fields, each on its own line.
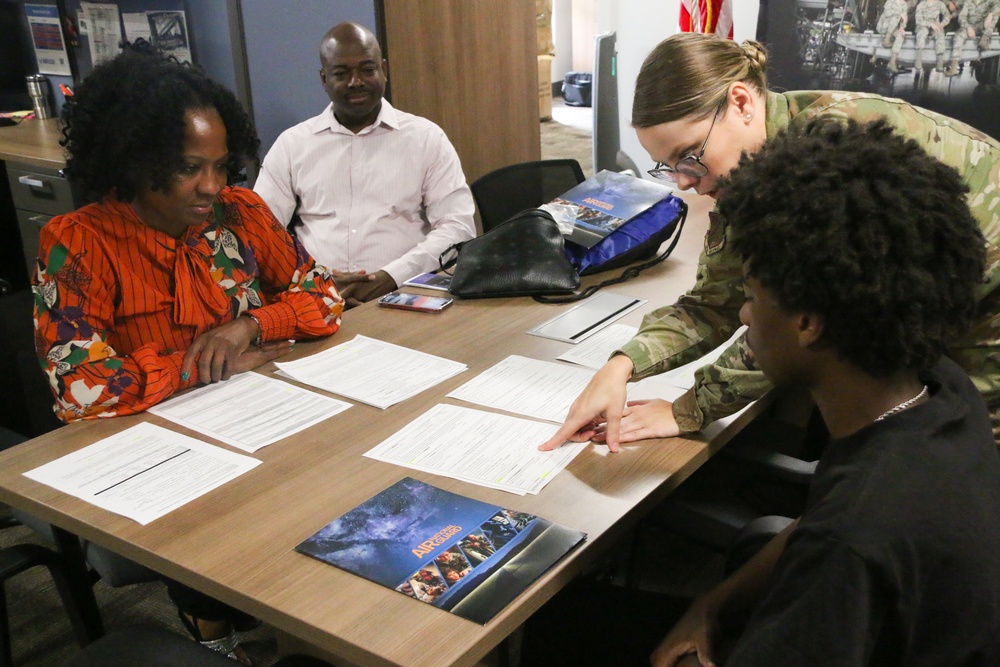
left=296, top=477, right=586, bottom=624
left=541, top=169, right=674, bottom=249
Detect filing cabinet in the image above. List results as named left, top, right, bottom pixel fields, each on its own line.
left=0, top=119, right=71, bottom=439
left=6, top=160, right=78, bottom=278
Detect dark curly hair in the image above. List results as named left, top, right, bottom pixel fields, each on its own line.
left=60, top=49, right=259, bottom=203
left=719, top=118, right=986, bottom=376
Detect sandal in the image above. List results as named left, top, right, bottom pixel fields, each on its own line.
left=179, top=611, right=254, bottom=665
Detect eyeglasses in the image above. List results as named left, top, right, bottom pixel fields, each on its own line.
left=647, top=102, right=725, bottom=184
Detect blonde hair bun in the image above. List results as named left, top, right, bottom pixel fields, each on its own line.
left=740, top=40, right=768, bottom=76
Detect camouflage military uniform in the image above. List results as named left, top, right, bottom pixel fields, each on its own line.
left=618, top=90, right=1000, bottom=445
left=877, top=0, right=911, bottom=71
left=914, top=0, right=950, bottom=69
left=948, top=0, right=1000, bottom=73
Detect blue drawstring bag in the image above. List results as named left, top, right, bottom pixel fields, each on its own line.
left=532, top=196, right=687, bottom=304
left=563, top=194, right=686, bottom=275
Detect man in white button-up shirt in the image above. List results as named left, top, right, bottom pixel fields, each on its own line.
left=254, top=22, right=475, bottom=307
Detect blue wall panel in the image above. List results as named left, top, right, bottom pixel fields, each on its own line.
left=239, top=0, right=376, bottom=154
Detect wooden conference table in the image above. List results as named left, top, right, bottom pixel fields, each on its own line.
left=0, top=192, right=769, bottom=667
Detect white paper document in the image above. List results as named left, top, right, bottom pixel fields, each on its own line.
left=148, top=372, right=350, bottom=453
left=24, top=423, right=261, bottom=525
left=364, top=404, right=587, bottom=494
left=275, top=335, right=467, bottom=409
left=79, top=2, right=123, bottom=66
left=122, top=12, right=152, bottom=43
left=448, top=355, right=596, bottom=423
left=557, top=323, right=638, bottom=369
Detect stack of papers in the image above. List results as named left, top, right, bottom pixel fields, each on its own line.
left=276, top=335, right=467, bottom=409
left=447, top=355, right=596, bottom=423
left=556, top=323, right=638, bottom=369
left=150, top=372, right=350, bottom=453
left=24, top=423, right=260, bottom=525
left=364, top=404, right=587, bottom=495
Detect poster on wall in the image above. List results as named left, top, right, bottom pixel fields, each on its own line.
left=147, top=11, right=192, bottom=63
left=79, top=2, right=123, bottom=67
left=25, top=4, right=72, bottom=76
left=757, top=0, right=1000, bottom=140
left=122, top=11, right=192, bottom=63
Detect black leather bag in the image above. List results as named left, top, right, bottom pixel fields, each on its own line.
left=440, top=210, right=580, bottom=298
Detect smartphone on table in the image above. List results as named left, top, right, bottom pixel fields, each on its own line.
left=377, top=291, right=453, bottom=313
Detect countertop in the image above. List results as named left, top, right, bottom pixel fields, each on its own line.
left=0, top=118, right=66, bottom=170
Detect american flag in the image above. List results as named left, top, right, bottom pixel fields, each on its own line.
left=679, top=0, right=734, bottom=39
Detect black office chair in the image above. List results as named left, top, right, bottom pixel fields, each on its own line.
left=0, top=544, right=104, bottom=666
left=0, top=428, right=105, bottom=667
left=60, top=626, right=236, bottom=667
left=61, top=625, right=337, bottom=667
left=625, top=408, right=822, bottom=587
left=0, top=288, right=161, bottom=587
left=470, top=159, right=585, bottom=233
left=0, top=288, right=63, bottom=444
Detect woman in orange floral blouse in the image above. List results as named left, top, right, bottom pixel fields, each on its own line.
left=32, top=49, right=346, bottom=663
left=35, top=52, right=345, bottom=423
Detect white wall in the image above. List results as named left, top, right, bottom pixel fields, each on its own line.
left=598, top=1, right=760, bottom=177
left=552, top=0, right=574, bottom=86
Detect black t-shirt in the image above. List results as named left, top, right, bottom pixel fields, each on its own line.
left=728, top=357, right=1000, bottom=666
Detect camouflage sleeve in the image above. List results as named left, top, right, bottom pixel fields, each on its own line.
left=618, top=210, right=745, bottom=380
left=672, top=332, right=774, bottom=432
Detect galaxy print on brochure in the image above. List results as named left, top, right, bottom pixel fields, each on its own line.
left=296, top=477, right=586, bottom=623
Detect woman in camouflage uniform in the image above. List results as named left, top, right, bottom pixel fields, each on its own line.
left=540, top=31, right=1000, bottom=454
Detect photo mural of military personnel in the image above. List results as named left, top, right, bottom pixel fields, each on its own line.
left=877, top=0, right=912, bottom=71
left=947, top=0, right=1000, bottom=74
left=757, top=0, right=999, bottom=140
left=915, top=0, right=951, bottom=70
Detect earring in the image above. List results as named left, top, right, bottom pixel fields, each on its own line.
left=744, top=113, right=753, bottom=122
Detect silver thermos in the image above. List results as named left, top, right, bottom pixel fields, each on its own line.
left=26, top=74, right=53, bottom=120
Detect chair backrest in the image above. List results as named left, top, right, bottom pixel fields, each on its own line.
left=0, top=289, right=62, bottom=443
left=471, top=159, right=585, bottom=233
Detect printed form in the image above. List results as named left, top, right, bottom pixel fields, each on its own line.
left=447, top=355, right=597, bottom=423
left=556, top=323, right=638, bottom=369
left=364, top=404, right=587, bottom=495
left=24, top=423, right=260, bottom=525
left=149, top=372, right=350, bottom=453
left=276, top=335, right=467, bottom=409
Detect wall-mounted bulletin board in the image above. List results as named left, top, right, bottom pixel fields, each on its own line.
left=62, top=0, right=190, bottom=82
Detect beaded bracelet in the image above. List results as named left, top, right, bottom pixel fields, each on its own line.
left=243, top=311, right=264, bottom=347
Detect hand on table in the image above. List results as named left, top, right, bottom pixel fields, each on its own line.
left=538, top=355, right=634, bottom=453
left=338, top=270, right=397, bottom=308
left=181, top=316, right=294, bottom=384
left=591, top=399, right=680, bottom=445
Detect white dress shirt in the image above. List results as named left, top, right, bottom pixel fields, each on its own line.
left=254, top=99, right=476, bottom=286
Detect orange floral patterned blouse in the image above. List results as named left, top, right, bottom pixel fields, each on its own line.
left=32, top=186, right=344, bottom=423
